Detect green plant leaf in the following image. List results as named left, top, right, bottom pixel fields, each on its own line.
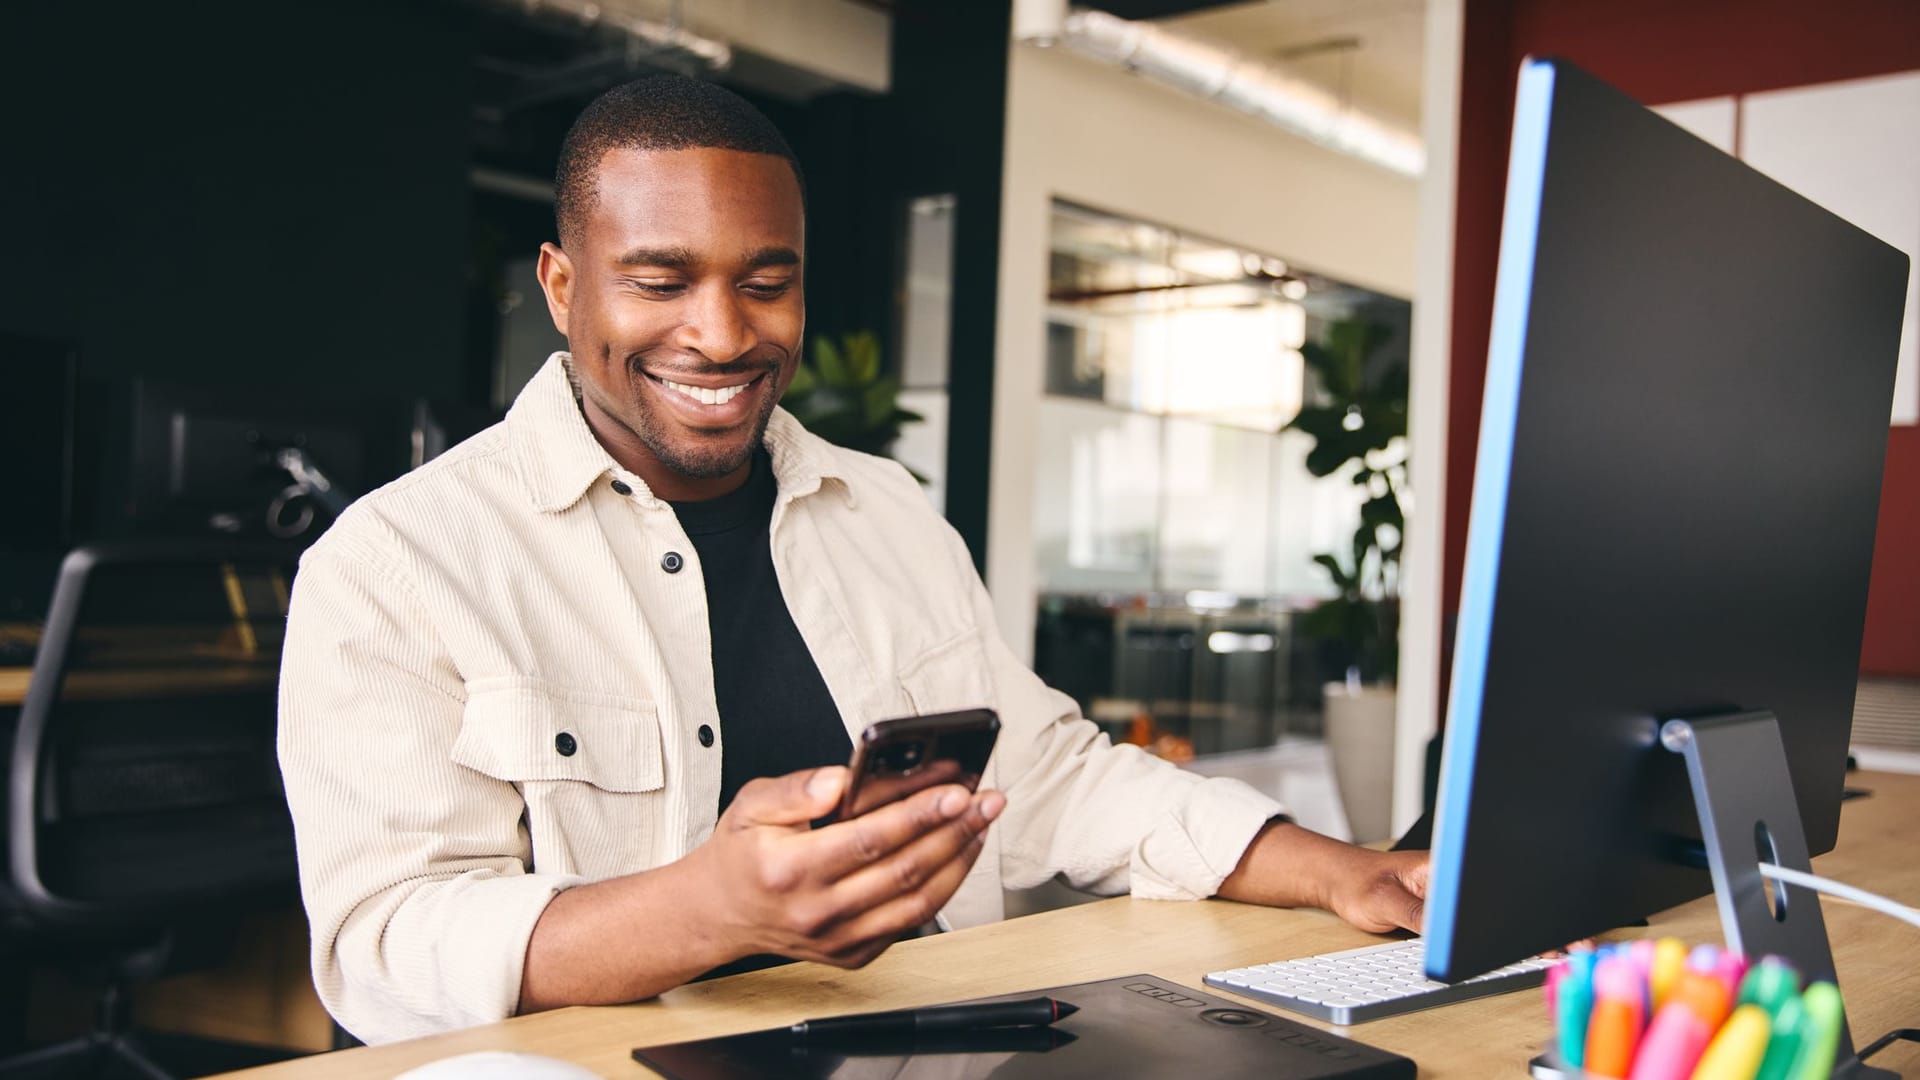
left=784, top=361, right=817, bottom=400
left=846, top=331, right=882, bottom=384
left=812, top=336, right=850, bottom=385
left=863, top=375, right=901, bottom=428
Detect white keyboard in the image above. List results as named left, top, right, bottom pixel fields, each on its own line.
left=1204, top=938, right=1558, bottom=1025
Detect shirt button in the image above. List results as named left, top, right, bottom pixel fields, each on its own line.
left=661, top=551, right=684, bottom=573
left=610, top=479, right=632, bottom=496
left=697, top=724, right=715, bottom=748
left=554, top=732, right=578, bottom=757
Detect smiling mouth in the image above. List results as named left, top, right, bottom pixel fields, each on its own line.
left=641, top=370, right=767, bottom=404
left=658, top=375, right=756, bottom=406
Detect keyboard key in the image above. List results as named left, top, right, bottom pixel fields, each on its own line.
left=1203, top=938, right=1551, bottom=1025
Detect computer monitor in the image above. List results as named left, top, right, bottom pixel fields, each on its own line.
left=1422, top=51, right=1908, bottom=1028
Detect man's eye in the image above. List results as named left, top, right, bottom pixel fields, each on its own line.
left=743, top=281, right=792, bottom=298
left=627, top=281, right=686, bottom=297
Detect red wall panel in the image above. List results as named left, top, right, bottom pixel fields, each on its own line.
left=1445, top=0, right=1920, bottom=688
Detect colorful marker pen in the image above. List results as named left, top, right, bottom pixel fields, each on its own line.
left=1545, top=960, right=1568, bottom=1017
left=1558, top=948, right=1597, bottom=1069
left=1651, top=938, right=1688, bottom=1011
left=1583, top=956, right=1646, bottom=1078
left=1690, top=1003, right=1772, bottom=1080
left=1626, top=940, right=1655, bottom=1024
left=1786, top=983, right=1844, bottom=1080
left=1738, top=958, right=1800, bottom=1016
left=1754, top=993, right=1809, bottom=1080
left=1711, top=952, right=1750, bottom=1000
left=1626, top=971, right=1730, bottom=1080
left=1688, top=943, right=1722, bottom=974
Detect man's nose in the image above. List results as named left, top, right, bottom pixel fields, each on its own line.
left=673, top=282, right=760, bottom=363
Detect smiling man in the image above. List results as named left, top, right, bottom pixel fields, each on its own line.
left=278, top=76, right=1429, bottom=1046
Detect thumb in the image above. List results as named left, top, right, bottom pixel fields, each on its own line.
left=731, top=766, right=848, bottom=828
left=1395, top=887, right=1426, bottom=934
left=1399, top=856, right=1430, bottom=899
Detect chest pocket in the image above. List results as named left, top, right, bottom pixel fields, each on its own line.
left=898, top=631, right=997, bottom=718
left=450, top=680, right=666, bottom=876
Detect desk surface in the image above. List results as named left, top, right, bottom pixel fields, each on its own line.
left=221, top=771, right=1920, bottom=1079
left=0, top=664, right=278, bottom=707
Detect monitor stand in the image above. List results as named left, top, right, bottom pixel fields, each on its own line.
left=1530, top=710, right=1895, bottom=1080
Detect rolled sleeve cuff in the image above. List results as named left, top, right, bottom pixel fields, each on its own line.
left=1126, top=777, right=1287, bottom=902
left=331, top=871, right=588, bottom=1045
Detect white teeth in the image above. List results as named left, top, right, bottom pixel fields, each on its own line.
left=662, top=379, right=748, bottom=406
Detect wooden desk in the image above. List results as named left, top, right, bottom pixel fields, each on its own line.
left=220, top=772, right=1920, bottom=1079
left=0, top=664, right=278, bottom=707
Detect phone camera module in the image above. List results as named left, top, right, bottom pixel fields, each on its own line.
left=877, top=741, right=927, bottom=774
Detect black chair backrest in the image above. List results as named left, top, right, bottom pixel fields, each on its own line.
left=7, top=540, right=302, bottom=926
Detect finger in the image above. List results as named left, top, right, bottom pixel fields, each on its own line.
left=825, top=791, right=1002, bottom=916
left=727, top=767, right=847, bottom=829
left=1386, top=880, right=1425, bottom=933
left=807, top=782, right=982, bottom=883
left=1397, top=855, right=1430, bottom=898
left=822, top=829, right=989, bottom=956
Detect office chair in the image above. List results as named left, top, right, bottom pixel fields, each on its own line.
left=3, top=540, right=301, bottom=1079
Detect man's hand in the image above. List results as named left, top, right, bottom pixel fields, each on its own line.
left=694, top=765, right=1005, bottom=968
left=520, top=764, right=1003, bottom=1013
left=1322, top=848, right=1428, bottom=934
left=1215, top=820, right=1429, bottom=934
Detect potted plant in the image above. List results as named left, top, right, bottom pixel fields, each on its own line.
left=780, top=330, right=925, bottom=466
left=1286, top=315, right=1407, bottom=843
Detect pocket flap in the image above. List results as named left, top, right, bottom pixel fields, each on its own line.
left=899, top=631, right=996, bottom=717
left=451, top=681, right=664, bottom=793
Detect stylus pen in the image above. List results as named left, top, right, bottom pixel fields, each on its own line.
left=789, top=997, right=1080, bottom=1038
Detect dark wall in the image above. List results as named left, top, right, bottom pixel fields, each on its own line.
left=1445, top=0, right=1920, bottom=680
left=888, top=0, right=1013, bottom=573
left=0, top=0, right=474, bottom=616
left=0, top=0, right=473, bottom=398
left=756, top=92, right=897, bottom=350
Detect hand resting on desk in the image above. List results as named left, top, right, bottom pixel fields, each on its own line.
left=517, top=764, right=1003, bottom=1012
left=1216, top=820, right=1430, bottom=934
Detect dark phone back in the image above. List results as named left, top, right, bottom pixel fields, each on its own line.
left=837, top=708, right=999, bottom=820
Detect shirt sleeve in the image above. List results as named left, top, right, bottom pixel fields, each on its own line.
left=277, top=519, right=584, bottom=1044
left=942, top=529, right=1289, bottom=901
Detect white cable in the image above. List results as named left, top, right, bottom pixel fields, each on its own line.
left=1758, top=863, right=1920, bottom=931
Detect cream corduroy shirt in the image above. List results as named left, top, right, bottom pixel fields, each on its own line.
left=277, top=353, right=1284, bottom=1044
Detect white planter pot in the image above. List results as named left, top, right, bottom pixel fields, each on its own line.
left=1323, top=682, right=1397, bottom=845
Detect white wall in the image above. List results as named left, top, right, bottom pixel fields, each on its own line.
left=988, top=42, right=1423, bottom=662
left=1396, top=0, right=1464, bottom=836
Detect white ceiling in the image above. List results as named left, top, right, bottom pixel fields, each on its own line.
left=1161, top=0, right=1427, bottom=132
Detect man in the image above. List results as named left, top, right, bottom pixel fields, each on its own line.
left=278, top=76, right=1428, bottom=1045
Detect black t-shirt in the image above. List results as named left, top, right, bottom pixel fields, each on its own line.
left=668, top=449, right=851, bottom=817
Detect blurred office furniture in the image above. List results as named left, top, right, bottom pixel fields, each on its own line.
left=3, top=541, right=300, bottom=1079
left=1035, top=593, right=1312, bottom=759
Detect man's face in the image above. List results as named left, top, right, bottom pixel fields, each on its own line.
left=538, top=146, right=805, bottom=498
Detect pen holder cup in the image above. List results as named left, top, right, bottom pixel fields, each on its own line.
left=1526, top=1049, right=1593, bottom=1079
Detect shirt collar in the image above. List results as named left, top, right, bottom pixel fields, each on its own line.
left=506, top=352, right=853, bottom=513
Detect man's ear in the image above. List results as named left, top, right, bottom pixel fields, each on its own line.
left=536, top=241, right=574, bottom=338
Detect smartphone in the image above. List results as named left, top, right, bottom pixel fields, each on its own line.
left=833, top=708, right=1000, bottom=822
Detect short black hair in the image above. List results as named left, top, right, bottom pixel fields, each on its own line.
left=554, top=75, right=804, bottom=249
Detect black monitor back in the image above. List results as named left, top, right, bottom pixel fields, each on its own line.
left=1424, top=58, right=1909, bottom=981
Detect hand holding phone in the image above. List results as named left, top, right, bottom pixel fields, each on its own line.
left=834, top=708, right=999, bottom=821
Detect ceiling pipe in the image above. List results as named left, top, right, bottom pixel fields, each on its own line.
left=491, top=0, right=733, bottom=71
left=1016, top=3, right=1425, bottom=178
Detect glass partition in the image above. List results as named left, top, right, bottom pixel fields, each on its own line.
left=1032, top=200, right=1410, bottom=758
